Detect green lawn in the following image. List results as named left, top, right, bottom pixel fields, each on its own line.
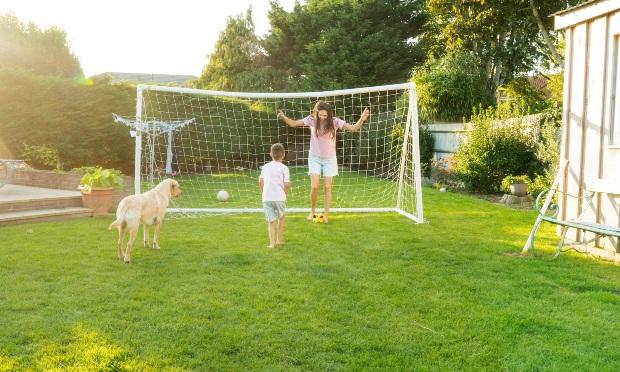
left=146, top=167, right=412, bottom=210
left=1, top=188, right=619, bottom=370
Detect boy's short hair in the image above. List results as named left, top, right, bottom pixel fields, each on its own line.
left=271, top=143, right=285, bottom=160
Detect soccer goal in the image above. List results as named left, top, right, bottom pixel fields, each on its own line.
left=131, top=83, right=423, bottom=222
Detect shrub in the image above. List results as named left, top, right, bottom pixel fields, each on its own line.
left=366, top=119, right=433, bottom=178
left=0, top=69, right=135, bottom=174
left=429, top=157, right=463, bottom=190
left=453, top=102, right=542, bottom=193
left=529, top=175, right=551, bottom=199
left=536, top=109, right=561, bottom=179
left=419, top=124, right=434, bottom=177
left=21, top=144, right=60, bottom=170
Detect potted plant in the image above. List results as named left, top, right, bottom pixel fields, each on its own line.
left=77, top=167, right=123, bottom=215
left=501, top=175, right=531, bottom=197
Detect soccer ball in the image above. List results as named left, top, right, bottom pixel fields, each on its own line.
left=217, top=190, right=229, bottom=202
left=312, top=213, right=325, bottom=223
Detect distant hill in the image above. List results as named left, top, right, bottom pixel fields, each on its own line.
left=91, top=72, right=197, bottom=87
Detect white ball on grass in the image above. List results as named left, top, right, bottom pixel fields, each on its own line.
left=217, top=190, right=229, bottom=202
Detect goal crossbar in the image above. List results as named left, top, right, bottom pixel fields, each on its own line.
left=137, top=82, right=416, bottom=99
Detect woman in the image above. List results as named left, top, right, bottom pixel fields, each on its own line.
left=277, top=101, right=369, bottom=223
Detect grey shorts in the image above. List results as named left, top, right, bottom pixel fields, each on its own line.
left=263, top=201, right=286, bottom=222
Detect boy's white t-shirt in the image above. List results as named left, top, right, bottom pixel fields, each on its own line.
left=259, top=161, right=290, bottom=202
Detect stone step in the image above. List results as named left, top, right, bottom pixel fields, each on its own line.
left=0, top=207, right=93, bottom=226
left=0, top=195, right=84, bottom=213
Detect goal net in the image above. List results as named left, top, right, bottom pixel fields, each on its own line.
left=131, top=83, right=423, bottom=222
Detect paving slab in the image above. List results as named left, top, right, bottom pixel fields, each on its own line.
left=0, top=184, right=81, bottom=202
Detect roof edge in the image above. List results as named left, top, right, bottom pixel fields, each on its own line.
left=554, top=0, right=620, bottom=30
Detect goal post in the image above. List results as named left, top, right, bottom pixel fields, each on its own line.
left=132, top=83, right=423, bottom=222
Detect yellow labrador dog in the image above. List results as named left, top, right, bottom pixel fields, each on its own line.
left=109, top=178, right=182, bottom=263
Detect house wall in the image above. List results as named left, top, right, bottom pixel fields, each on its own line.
left=558, top=7, right=620, bottom=252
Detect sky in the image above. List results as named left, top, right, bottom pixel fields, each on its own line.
left=0, top=0, right=298, bottom=77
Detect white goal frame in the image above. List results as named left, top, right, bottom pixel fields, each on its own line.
left=133, top=83, right=423, bottom=223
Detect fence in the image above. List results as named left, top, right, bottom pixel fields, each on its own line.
left=426, top=113, right=543, bottom=163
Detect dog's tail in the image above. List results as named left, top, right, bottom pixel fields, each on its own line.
left=109, top=219, right=128, bottom=230
left=109, top=198, right=133, bottom=230
left=109, top=219, right=120, bottom=230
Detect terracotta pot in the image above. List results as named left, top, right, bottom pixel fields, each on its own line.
left=509, top=183, right=528, bottom=197
left=81, top=187, right=115, bottom=215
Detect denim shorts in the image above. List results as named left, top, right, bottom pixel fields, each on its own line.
left=263, top=201, right=286, bottom=222
left=308, top=156, right=338, bottom=177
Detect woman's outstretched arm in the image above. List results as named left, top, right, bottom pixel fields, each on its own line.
left=343, top=107, right=370, bottom=132
left=277, top=110, right=305, bottom=128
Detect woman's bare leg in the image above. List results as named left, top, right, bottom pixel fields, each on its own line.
left=308, top=174, right=320, bottom=220
left=323, top=176, right=333, bottom=223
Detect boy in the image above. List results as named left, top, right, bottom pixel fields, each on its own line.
left=259, top=143, right=290, bottom=248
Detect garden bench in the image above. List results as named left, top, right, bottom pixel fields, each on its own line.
left=528, top=178, right=620, bottom=258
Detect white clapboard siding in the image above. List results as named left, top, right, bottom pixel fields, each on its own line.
left=580, top=17, right=608, bottom=231
left=556, top=1, right=620, bottom=252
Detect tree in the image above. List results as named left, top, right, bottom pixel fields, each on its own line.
left=414, top=50, right=493, bottom=123
left=195, top=1, right=426, bottom=91
left=194, top=8, right=288, bottom=91
left=529, top=0, right=563, bottom=66
left=194, top=9, right=258, bottom=90
left=263, top=0, right=427, bottom=90
left=423, top=0, right=583, bottom=99
left=0, top=13, right=135, bottom=173
left=0, top=69, right=135, bottom=173
left=0, top=12, right=82, bottom=78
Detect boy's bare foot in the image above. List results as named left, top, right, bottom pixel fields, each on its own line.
left=276, top=241, right=284, bottom=245
left=267, top=244, right=274, bottom=249
left=306, top=213, right=314, bottom=221
left=323, top=218, right=328, bottom=224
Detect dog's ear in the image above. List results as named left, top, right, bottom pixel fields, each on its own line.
left=168, top=180, right=175, bottom=196
left=169, top=179, right=180, bottom=196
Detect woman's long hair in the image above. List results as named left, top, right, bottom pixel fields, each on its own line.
left=312, top=100, right=335, bottom=138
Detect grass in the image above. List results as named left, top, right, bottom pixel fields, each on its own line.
left=148, top=167, right=411, bottom=210
left=1, top=187, right=619, bottom=370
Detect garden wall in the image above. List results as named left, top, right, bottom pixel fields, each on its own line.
left=7, top=167, right=133, bottom=208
